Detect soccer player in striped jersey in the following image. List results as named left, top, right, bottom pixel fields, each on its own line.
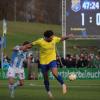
left=7, top=41, right=30, bottom=98
left=25, top=30, right=73, bottom=98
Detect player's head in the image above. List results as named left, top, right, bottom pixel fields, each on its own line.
left=44, top=30, right=54, bottom=42
left=22, top=41, right=30, bottom=51
left=22, top=41, right=30, bottom=46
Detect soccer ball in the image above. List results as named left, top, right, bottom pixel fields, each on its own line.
left=68, top=73, right=77, bottom=81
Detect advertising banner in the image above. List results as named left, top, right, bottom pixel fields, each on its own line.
left=38, top=68, right=100, bottom=80
left=0, top=68, right=100, bottom=80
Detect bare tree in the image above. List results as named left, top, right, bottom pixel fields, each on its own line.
left=34, top=0, right=61, bottom=24
left=0, top=0, right=61, bottom=24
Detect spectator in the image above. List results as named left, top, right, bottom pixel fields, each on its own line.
left=3, top=55, right=10, bottom=69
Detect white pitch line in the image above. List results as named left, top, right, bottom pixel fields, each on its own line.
left=0, top=83, right=100, bottom=88
left=28, top=83, right=100, bottom=88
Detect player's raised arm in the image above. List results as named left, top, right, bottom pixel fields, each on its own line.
left=60, top=33, right=74, bottom=41
left=17, top=41, right=33, bottom=51
left=22, top=43, right=33, bottom=50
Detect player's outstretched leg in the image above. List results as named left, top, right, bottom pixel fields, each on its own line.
left=62, top=83, right=67, bottom=94
left=9, top=84, right=15, bottom=98
left=9, top=80, right=20, bottom=98
left=55, top=74, right=67, bottom=94
left=51, top=67, right=67, bottom=94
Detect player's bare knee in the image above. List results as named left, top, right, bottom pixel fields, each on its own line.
left=9, top=78, right=14, bottom=85
left=9, top=82, right=14, bottom=85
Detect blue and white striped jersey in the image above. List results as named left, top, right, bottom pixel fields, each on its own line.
left=10, top=45, right=27, bottom=68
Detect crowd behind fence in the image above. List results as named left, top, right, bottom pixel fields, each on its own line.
left=1, top=52, right=100, bottom=69
left=56, top=53, right=100, bottom=68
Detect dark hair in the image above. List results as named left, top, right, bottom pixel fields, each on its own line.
left=44, top=30, right=54, bottom=38
left=22, top=41, right=30, bottom=45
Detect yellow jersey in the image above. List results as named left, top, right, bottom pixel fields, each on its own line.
left=32, top=36, right=61, bottom=64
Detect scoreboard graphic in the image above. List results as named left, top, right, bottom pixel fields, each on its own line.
left=66, top=0, right=100, bottom=37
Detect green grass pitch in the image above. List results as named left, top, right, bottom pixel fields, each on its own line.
left=0, top=21, right=100, bottom=56
left=0, top=80, right=100, bottom=100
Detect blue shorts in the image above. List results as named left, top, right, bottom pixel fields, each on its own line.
left=40, top=60, right=57, bottom=73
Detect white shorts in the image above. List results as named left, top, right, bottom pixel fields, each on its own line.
left=7, top=67, right=25, bottom=80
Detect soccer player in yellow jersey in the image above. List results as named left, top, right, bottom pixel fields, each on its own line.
left=26, top=30, right=73, bottom=98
